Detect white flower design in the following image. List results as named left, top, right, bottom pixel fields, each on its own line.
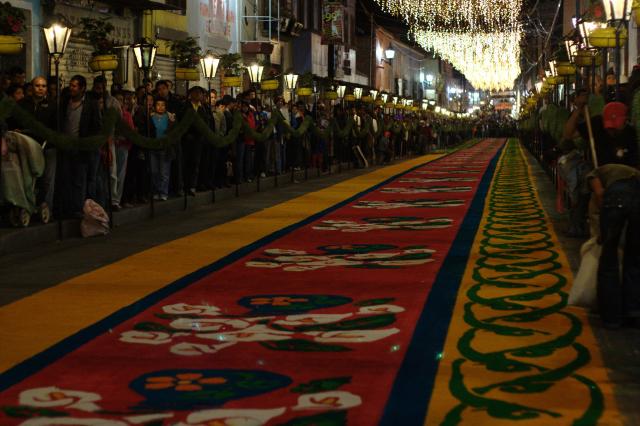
left=170, top=318, right=251, bottom=332
left=264, top=249, right=307, bottom=255
left=124, top=413, right=175, bottom=424
left=162, top=303, right=221, bottom=316
left=19, top=419, right=127, bottom=426
left=19, top=387, right=102, bottom=412
left=357, top=305, right=405, bottom=314
left=119, top=331, right=174, bottom=345
left=198, top=324, right=293, bottom=343
left=170, top=342, right=233, bottom=356
left=307, top=328, right=400, bottom=343
left=176, top=407, right=286, bottom=426
left=245, top=261, right=282, bottom=269
left=293, top=391, right=362, bottom=411
left=274, top=313, right=352, bottom=326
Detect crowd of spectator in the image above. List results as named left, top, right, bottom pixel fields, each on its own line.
left=1, top=66, right=474, bottom=222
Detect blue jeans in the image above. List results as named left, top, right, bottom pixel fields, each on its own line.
left=598, top=178, right=640, bottom=325
left=149, top=150, right=171, bottom=197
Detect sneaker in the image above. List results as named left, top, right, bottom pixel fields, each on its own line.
left=111, top=203, right=121, bottom=211
left=260, top=172, right=266, bottom=178
left=187, top=188, right=196, bottom=196
left=160, top=195, right=168, bottom=201
left=153, top=194, right=161, bottom=201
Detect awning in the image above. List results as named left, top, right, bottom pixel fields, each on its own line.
left=102, top=0, right=184, bottom=11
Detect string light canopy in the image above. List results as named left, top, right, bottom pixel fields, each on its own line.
left=412, top=28, right=521, bottom=91
left=373, top=0, right=521, bottom=32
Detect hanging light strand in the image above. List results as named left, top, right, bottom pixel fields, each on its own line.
left=373, top=0, right=522, bottom=32
left=411, top=27, right=522, bottom=91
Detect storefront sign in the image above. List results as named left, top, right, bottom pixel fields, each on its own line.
left=321, top=2, right=344, bottom=45
left=200, top=0, right=231, bottom=39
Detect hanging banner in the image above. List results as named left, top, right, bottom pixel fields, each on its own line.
left=321, top=2, right=344, bottom=45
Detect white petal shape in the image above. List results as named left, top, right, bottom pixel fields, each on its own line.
left=162, top=303, right=221, bottom=316
left=170, top=342, right=229, bottom=356
left=293, top=391, right=362, bottom=411
left=264, top=249, right=307, bottom=255
left=357, top=305, right=405, bottom=314
left=124, top=413, right=175, bottom=424
left=20, top=419, right=127, bottom=426
left=312, top=328, right=400, bottom=343
left=200, top=324, right=293, bottom=343
left=275, top=313, right=352, bottom=326
left=170, top=318, right=251, bottom=332
left=178, top=407, right=287, bottom=426
left=19, top=387, right=102, bottom=412
left=119, top=331, right=173, bottom=345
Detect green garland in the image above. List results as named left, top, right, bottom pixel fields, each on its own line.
left=0, top=96, right=458, bottom=151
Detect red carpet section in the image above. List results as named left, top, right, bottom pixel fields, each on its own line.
left=0, top=140, right=504, bottom=425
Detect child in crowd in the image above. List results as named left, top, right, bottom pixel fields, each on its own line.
left=149, top=98, right=175, bottom=201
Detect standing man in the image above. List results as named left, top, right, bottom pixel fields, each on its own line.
left=60, top=75, right=102, bottom=217
left=91, top=75, right=122, bottom=209
left=180, top=86, right=211, bottom=196
left=19, top=76, right=56, bottom=211
left=588, top=164, right=640, bottom=329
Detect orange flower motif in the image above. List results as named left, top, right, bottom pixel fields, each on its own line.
left=310, top=396, right=341, bottom=407
left=144, top=373, right=227, bottom=391
left=249, top=297, right=308, bottom=306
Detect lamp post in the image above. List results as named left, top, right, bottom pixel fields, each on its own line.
left=247, top=63, right=264, bottom=89
left=43, top=21, right=72, bottom=132
left=43, top=20, right=71, bottom=235
left=336, top=84, right=346, bottom=108
left=604, top=0, right=632, bottom=98
left=246, top=63, right=264, bottom=189
left=353, top=87, right=362, bottom=101
left=385, top=47, right=395, bottom=61
left=131, top=38, right=158, bottom=216
left=200, top=51, right=220, bottom=105
left=199, top=51, right=219, bottom=202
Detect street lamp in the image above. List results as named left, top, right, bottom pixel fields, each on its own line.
left=385, top=47, right=395, bottom=60
left=284, top=72, right=298, bottom=103
left=43, top=20, right=71, bottom=130
left=370, top=89, right=378, bottom=100
left=200, top=51, right=220, bottom=105
left=247, top=63, right=264, bottom=86
left=131, top=37, right=158, bottom=215
left=565, top=39, right=578, bottom=63
left=603, top=0, right=632, bottom=21
left=132, top=38, right=157, bottom=76
left=426, top=74, right=434, bottom=87
left=353, top=87, right=362, bottom=100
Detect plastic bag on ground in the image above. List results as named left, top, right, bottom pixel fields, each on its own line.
left=568, top=237, right=600, bottom=309
left=81, top=199, right=110, bottom=238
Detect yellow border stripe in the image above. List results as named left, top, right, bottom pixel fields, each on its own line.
left=425, top=142, right=620, bottom=425
left=0, top=154, right=443, bottom=373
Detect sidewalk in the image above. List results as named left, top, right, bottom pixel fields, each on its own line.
left=524, top=147, right=640, bottom=426
left=0, top=157, right=421, bottom=307
left=0, top=161, right=361, bottom=257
